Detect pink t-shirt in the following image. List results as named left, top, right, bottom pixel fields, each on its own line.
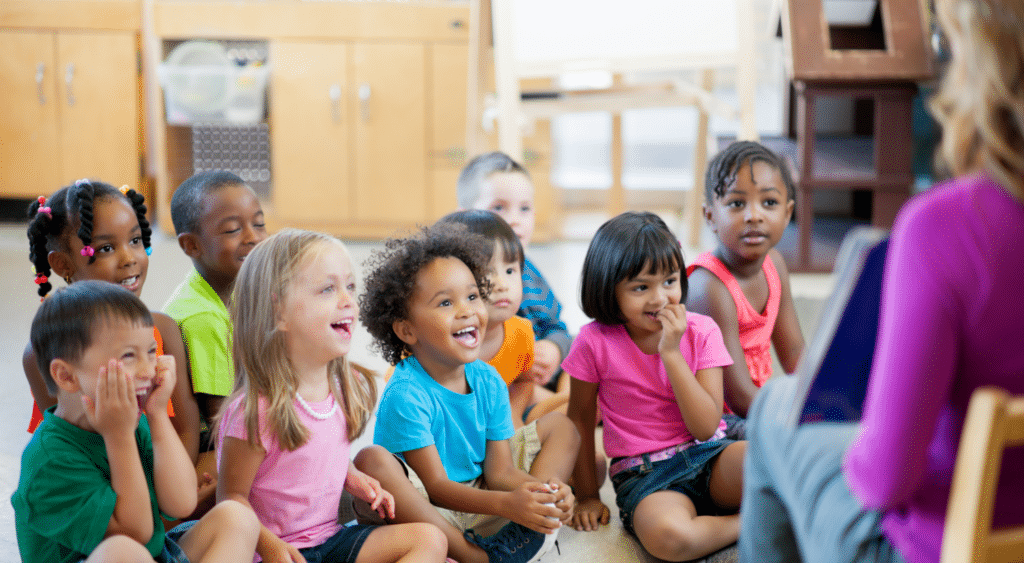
left=562, top=312, right=733, bottom=458
left=218, top=393, right=350, bottom=555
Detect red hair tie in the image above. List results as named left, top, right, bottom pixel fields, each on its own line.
left=80, top=246, right=94, bottom=257
left=36, top=196, right=51, bottom=219
left=34, top=273, right=48, bottom=285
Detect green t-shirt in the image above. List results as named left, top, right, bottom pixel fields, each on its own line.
left=11, top=408, right=165, bottom=563
left=163, top=268, right=234, bottom=397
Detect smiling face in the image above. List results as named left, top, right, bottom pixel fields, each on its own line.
left=277, top=242, right=358, bottom=370
left=484, top=243, right=523, bottom=328
left=62, top=197, right=149, bottom=296
left=704, top=160, right=794, bottom=264
left=67, top=317, right=158, bottom=430
left=396, top=257, right=488, bottom=377
left=614, top=264, right=683, bottom=343
left=186, top=184, right=267, bottom=294
left=472, top=171, right=536, bottom=246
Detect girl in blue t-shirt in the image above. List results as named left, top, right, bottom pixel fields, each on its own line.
left=564, top=211, right=746, bottom=562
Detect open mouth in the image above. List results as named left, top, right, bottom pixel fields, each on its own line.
left=135, top=386, right=152, bottom=413
left=453, top=326, right=479, bottom=347
left=331, top=319, right=353, bottom=337
left=740, top=232, right=768, bottom=244
left=119, top=275, right=140, bottom=292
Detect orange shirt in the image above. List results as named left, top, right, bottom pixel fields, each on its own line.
left=486, top=316, right=535, bottom=385
left=27, top=326, right=175, bottom=432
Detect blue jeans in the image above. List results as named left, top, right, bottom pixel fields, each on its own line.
left=298, top=523, right=376, bottom=563
left=739, top=376, right=905, bottom=563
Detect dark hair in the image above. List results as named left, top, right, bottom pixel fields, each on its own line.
left=704, top=141, right=796, bottom=204
left=30, top=280, right=153, bottom=394
left=359, top=223, right=492, bottom=365
left=580, top=211, right=686, bottom=325
left=171, top=170, right=247, bottom=235
left=437, top=209, right=524, bottom=268
left=456, top=151, right=531, bottom=208
left=27, top=179, right=152, bottom=299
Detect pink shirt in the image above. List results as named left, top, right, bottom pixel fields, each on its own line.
left=844, top=176, right=1024, bottom=563
left=562, top=313, right=733, bottom=458
left=218, top=393, right=350, bottom=556
left=687, top=252, right=781, bottom=386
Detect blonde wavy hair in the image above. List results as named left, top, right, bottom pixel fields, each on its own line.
left=217, top=229, right=377, bottom=451
left=930, top=0, right=1024, bottom=201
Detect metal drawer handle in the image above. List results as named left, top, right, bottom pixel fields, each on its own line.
left=36, top=62, right=46, bottom=105
left=65, top=63, right=75, bottom=106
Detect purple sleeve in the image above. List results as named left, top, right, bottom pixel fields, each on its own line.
left=844, top=195, right=961, bottom=509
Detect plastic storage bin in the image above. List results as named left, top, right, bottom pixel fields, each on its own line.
left=158, top=41, right=270, bottom=125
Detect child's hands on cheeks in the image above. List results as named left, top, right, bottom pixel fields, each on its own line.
left=571, top=497, right=611, bottom=532
left=656, top=303, right=688, bottom=356
left=82, top=359, right=139, bottom=439
left=345, top=464, right=396, bottom=521
left=145, top=355, right=176, bottom=417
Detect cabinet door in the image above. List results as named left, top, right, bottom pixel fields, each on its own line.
left=57, top=32, right=138, bottom=190
left=429, top=43, right=468, bottom=220
left=270, top=41, right=350, bottom=223
left=352, top=43, right=426, bottom=226
left=0, top=31, right=60, bottom=198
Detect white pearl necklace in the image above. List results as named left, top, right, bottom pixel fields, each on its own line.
left=295, top=382, right=339, bottom=420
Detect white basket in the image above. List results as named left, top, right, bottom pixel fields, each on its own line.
left=158, top=41, right=270, bottom=125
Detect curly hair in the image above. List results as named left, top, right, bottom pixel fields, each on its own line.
left=931, top=0, right=1024, bottom=201
left=704, top=140, right=796, bottom=204
left=27, top=179, right=152, bottom=299
left=359, top=223, right=492, bottom=365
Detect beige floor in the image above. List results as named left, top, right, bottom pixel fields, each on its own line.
left=0, top=212, right=834, bottom=562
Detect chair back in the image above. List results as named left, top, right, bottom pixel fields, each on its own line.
left=942, top=387, right=1024, bottom=563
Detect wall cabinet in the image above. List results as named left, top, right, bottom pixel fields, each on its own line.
left=0, top=2, right=140, bottom=200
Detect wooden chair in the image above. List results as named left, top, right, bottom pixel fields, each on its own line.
left=467, top=0, right=761, bottom=246
left=941, top=387, right=1024, bottom=563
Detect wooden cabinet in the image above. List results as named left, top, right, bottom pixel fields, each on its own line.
left=0, top=2, right=140, bottom=200
left=150, top=1, right=471, bottom=239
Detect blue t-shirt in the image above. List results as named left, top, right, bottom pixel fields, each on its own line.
left=374, top=357, right=515, bottom=483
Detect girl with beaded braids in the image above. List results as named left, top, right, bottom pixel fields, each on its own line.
left=23, top=179, right=203, bottom=466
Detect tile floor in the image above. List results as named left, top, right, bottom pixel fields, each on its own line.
left=0, top=212, right=834, bottom=562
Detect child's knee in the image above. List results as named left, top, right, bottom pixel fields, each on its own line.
left=639, top=519, right=700, bottom=560
left=87, top=534, right=152, bottom=563
left=353, top=444, right=399, bottom=476
left=205, top=499, right=260, bottom=538
left=537, top=411, right=580, bottom=446
left=410, top=523, right=448, bottom=556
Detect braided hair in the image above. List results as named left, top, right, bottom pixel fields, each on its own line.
left=704, top=141, right=796, bottom=204
left=27, top=179, right=152, bottom=299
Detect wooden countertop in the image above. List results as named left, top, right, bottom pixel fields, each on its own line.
left=153, top=0, right=469, bottom=42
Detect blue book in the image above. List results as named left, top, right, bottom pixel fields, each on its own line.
left=790, top=227, right=890, bottom=425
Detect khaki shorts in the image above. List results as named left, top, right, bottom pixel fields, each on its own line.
left=358, top=420, right=542, bottom=535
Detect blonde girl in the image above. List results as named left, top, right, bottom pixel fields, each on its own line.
left=216, top=229, right=447, bottom=563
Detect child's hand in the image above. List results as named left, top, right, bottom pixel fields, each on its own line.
left=503, top=482, right=562, bottom=534
left=83, top=359, right=139, bottom=438
left=197, top=472, right=217, bottom=499
left=530, top=340, right=562, bottom=384
left=345, top=466, right=396, bottom=521
left=257, top=533, right=307, bottom=563
left=571, top=497, right=610, bottom=531
left=548, top=479, right=575, bottom=524
left=145, top=355, right=176, bottom=416
left=657, top=303, right=688, bottom=356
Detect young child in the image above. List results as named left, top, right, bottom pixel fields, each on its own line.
left=564, top=211, right=745, bottom=562
left=24, top=179, right=200, bottom=462
left=436, top=209, right=553, bottom=427
left=12, top=280, right=260, bottom=563
left=457, top=151, right=571, bottom=392
left=216, top=229, right=448, bottom=563
left=685, top=140, right=805, bottom=438
left=355, top=222, right=579, bottom=563
left=165, top=170, right=268, bottom=437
